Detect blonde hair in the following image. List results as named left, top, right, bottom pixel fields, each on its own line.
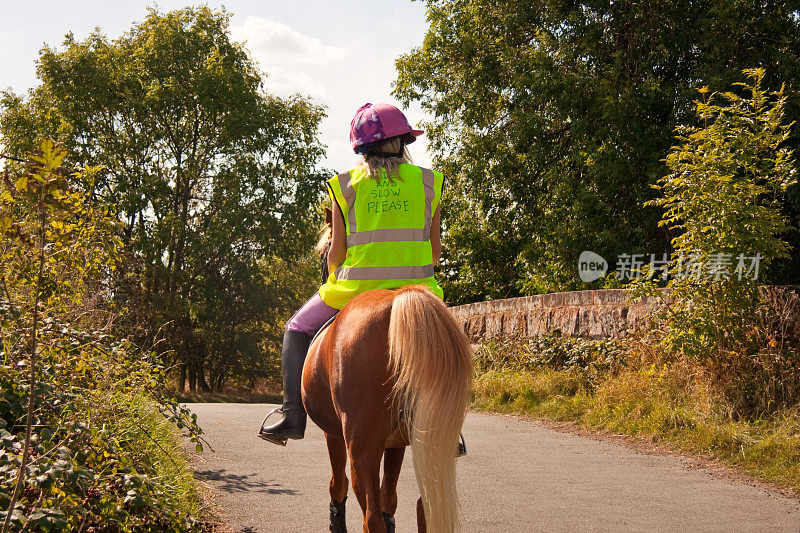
left=358, top=137, right=413, bottom=182
left=315, top=224, right=331, bottom=256
left=315, top=207, right=332, bottom=256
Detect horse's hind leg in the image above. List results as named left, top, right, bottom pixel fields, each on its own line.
left=326, top=434, right=349, bottom=532
left=347, top=441, right=385, bottom=532
left=380, top=447, right=405, bottom=532
left=416, top=497, right=427, bottom=533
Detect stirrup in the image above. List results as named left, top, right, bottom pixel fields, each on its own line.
left=258, top=407, right=288, bottom=446
left=457, top=433, right=467, bottom=457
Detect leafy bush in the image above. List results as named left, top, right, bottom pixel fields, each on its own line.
left=0, top=318, right=204, bottom=531
left=1, top=6, right=328, bottom=394
left=1, top=141, right=205, bottom=530
left=640, top=69, right=800, bottom=417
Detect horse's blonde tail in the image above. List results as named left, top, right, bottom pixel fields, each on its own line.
left=388, top=286, right=473, bottom=533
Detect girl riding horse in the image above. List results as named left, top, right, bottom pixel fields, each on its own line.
left=259, top=103, right=445, bottom=444
left=259, top=103, right=471, bottom=532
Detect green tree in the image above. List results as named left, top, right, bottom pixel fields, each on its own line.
left=1, top=140, right=111, bottom=532
left=1, top=7, right=327, bottom=391
left=394, top=0, right=800, bottom=303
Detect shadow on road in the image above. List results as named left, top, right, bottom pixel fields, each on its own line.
left=196, top=469, right=298, bottom=495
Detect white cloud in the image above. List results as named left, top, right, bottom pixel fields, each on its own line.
left=263, top=66, right=331, bottom=102
left=230, top=16, right=348, bottom=66
left=321, top=137, right=361, bottom=173
left=227, top=12, right=432, bottom=172
left=230, top=16, right=347, bottom=102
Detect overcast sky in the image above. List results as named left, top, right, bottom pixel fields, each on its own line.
left=0, top=0, right=432, bottom=171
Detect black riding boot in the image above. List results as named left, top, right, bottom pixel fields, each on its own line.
left=259, top=330, right=311, bottom=445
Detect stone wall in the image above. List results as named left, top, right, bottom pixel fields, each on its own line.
left=447, top=289, right=671, bottom=340
left=448, top=286, right=800, bottom=341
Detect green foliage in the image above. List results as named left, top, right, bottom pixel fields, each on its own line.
left=1, top=141, right=205, bottom=530
left=395, top=0, right=800, bottom=303
left=639, top=70, right=800, bottom=416
left=0, top=6, right=327, bottom=391
left=1, top=141, right=119, bottom=315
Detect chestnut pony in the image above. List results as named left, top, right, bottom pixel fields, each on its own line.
left=301, top=285, right=472, bottom=532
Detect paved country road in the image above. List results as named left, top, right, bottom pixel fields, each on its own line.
left=182, top=403, right=800, bottom=532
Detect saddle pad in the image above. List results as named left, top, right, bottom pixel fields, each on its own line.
left=311, top=312, right=339, bottom=346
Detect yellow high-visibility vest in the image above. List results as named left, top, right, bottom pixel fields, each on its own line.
left=318, top=163, right=444, bottom=310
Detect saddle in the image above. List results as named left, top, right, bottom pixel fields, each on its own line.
left=311, top=311, right=338, bottom=346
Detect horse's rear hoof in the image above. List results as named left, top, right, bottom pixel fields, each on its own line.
left=382, top=512, right=395, bottom=533
left=329, top=498, right=347, bottom=532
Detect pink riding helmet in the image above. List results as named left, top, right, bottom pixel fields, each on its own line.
left=350, top=103, right=424, bottom=154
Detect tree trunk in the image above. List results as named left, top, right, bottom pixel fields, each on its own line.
left=198, top=357, right=211, bottom=392
left=214, top=368, right=226, bottom=392
left=138, top=211, right=154, bottom=297
left=123, top=210, right=136, bottom=245
left=188, top=366, right=197, bottom=393
left=167, top=153, right=182, bottom=307
left=170, top=160, right=190, bottom=308
left=178, top=363, right=187, bottom=393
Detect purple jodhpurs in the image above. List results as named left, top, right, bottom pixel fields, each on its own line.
left=285, top=292, right=338, bottom=337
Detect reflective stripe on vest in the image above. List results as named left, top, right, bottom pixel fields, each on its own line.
left=337, top=170, right=357, bottom=233
left=422, top=167, right=435, bottom=239
left=335, top=264, right=435, bottom=281
left=347, top=227, right=429, bottom=247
